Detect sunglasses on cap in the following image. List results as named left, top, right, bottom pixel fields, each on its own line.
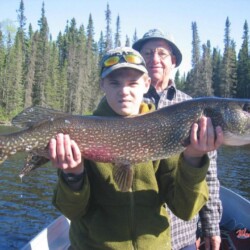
left=102, top=53, right=146, bottom=69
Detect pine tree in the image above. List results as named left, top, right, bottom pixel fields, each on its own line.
left=185, top=22, right=202, bottom=97
left=125, top=35, right=130, bottom=47
left=85, top=15, right=102, bottom=112
left=191, top=22, right=200, bottom=68
left=200, top=41, right=213, bottom=96
left=104, top=3, right=112, bottom=50
left=16, top=0, right=27, bottom=60
left=212, top=48, right=222, bottom=96
left=220, top=17, right=238, bottom=97
left=174, top=69, right=185, bottom=90
left=237, top=20, right=250, bottom=98
left=132, top=29, right=138, bottom=45
left=98, top=31, right=106, bottom=61
left=65, top=18, right=79, bottom=113
left=33, top=2, right=50, bottom=106
left=114, top=15, right=121, bottom=47
left=45, top=41, right=60, bottom=109
left=24, top=31, right=37, bottom=108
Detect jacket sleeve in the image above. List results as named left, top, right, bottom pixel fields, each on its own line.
left=199, top=150, right=222, bottom=237
left=52, top=169, right=90, bottom=220
left=157, top=153, right=209, bottom=221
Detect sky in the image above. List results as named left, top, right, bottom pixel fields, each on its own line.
left=0, top=0, right=249, bottom=74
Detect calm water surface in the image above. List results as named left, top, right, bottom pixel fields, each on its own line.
left=0, top=126, right=249, bottom=249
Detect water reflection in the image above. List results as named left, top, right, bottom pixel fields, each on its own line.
left=217, top=145, right=250, bottom=200
left=0, top=150, right=59, bottom=249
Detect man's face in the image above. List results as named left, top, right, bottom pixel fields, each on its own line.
left=101, top=68, right=150, bottom=116
left=140, top=40, right=176, bottom=87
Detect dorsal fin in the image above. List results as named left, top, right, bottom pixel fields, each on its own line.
left=11, top=106, right=68, bottom=128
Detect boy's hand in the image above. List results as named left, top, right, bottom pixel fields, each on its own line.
left=49, top=133, right=84, bottom=174
left=183, top=117, right=224, bottom=167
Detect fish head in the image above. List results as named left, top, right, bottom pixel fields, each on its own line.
left=204, top=99, right=250, bottom=146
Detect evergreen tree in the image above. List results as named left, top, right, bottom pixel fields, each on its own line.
left=174, top=69, right=185, bottom=90
left=2, top=31, right=24, bottom=115
left=33, top=2, right=50, bottom=106
left=191, top=22, right=200, bottom=68
left=212, top=47, right=222, bottom=96
left=132, top=29, right=138, bottom=45
left=57, top=31, right=67, bottom=68
left=185, top=22, right=202, bottom=97
left=24, top=31, right=37, bottom=108
left=45, top=41, right=60, bottom=109
left=200, top=41, right=213, bottom=96
left=65, top=18, right=79, bottom=113
left=16, top=0, right=27, bottom=57
left=220, top=17, right=238, bottom=97
left=237, top=20, right=250, bottom=98
left=114, top=15, right=121, bottom=47
left=98, top=31, right=105, bottom=60
left=0, top=28, right=5, bottom=106
left=85, top=16, right=102, bottom=112
left=125, top=35, right=130, bottom=47
left=104, top=3, right=113, bottom=50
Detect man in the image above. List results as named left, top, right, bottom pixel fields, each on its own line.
left=133, top=29, right=222, bottom=250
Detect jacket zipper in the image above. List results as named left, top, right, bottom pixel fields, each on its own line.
left=129, top=187, right=137, bottom=250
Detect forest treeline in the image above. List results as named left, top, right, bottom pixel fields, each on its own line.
left=0, top=0, right=249, bottom=120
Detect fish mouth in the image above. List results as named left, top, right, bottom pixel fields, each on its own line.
left=223, top=132, right=250, bottom=146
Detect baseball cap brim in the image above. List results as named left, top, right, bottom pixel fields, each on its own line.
left=101, top=62, right=148, bottom=78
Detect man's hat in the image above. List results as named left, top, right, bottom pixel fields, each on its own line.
left=132, top=29, right=182, bottom=67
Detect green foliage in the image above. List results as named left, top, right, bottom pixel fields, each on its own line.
left=0, top=1, right=249, bottom=124
left=186, top=17, right=246, bottom=99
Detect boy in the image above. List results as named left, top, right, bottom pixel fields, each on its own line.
left=50, top=47, right=223, bottom=249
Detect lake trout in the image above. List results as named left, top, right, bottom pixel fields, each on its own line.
left=0, top=97, right=250, bottom=191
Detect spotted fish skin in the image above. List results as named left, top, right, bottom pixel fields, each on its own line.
left=0, top=97, right=249, bottom=191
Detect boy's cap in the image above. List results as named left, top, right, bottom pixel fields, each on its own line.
left=100, top=47, right=148, bottom=78
left=132, top=29, right=182, bottom=67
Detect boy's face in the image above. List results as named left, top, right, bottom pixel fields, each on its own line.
left=101, top=68, right=150, bottom=116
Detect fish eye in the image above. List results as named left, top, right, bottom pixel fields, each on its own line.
left=243, top=103, right=250, bottom=113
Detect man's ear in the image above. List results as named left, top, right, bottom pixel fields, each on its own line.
left=171, top=55, right=177, bottom=68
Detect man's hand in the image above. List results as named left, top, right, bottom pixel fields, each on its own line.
left=204, top=236, right=221, bottom=250
left=49, top=133, right=83, bottom=174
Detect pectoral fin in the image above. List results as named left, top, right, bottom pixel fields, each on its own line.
left=113, top=163, right=133, bottom=192
left=19, top=153, right=50, bottom=178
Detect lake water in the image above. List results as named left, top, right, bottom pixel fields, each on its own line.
left=0, top=126, right=249, bottom=249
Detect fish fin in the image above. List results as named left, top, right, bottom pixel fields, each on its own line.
left=12, top=106, right=68, bottom=128
left=113, top=163, right=133, bottom=192
left=19, top=153, right=50, bottom=178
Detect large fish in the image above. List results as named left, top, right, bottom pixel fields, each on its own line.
left=0, top=97, right=250, bottom=191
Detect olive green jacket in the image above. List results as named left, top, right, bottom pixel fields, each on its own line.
left=52, top=100, right=209, bottom=250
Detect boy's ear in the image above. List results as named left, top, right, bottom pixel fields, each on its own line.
left=100, top=79, right=104, bottom=90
